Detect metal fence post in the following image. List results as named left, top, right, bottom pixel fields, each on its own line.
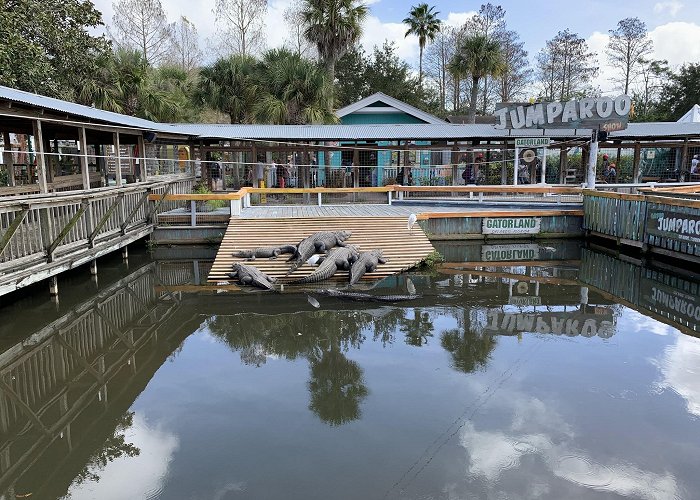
left=190, top=200, right=197, bottom=227
left=317, top=192, right=322, bottom=206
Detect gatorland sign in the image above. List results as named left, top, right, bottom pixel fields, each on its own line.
left=494, top=95, right=632, bottom=131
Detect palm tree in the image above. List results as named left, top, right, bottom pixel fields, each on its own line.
left=300, top=0, right=369, bottom=90
left=195, top=55, right=260, bottom=123
left=403, top=3, right=441, bottom=86
left=449, top=34, right=505, bottom=123
left=255, top=48, right=336, bottom=125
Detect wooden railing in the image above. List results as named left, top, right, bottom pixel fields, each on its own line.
left=0, top=175, right=193, bottom=296
left=583, top=189, right=700, bottom=260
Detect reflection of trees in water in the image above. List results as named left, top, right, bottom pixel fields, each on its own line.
left=73, top=411, right=141, bottom=485
left=308, top=341, right=368, bottom=426
left=401, top=309, right=435, bottom=347
left=206, top=304, right=496, bottom=424
left=440, top=328, right=496, bottom=373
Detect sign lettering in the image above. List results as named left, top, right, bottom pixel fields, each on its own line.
left=481, top=244, right=540, bottom=261
left=483, top=217, right=542, bottom=235
left=647, top=209, right=700, bottom=245
left=515, top=138, right=551, bottom=148
left=494, top=95, right=631, bottom=130
left=483, top=310, right=615, bottom=338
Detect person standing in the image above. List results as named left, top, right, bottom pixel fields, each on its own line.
left=254, top=158, right=265, bottom=188
left=691, top=155, right=699, bottom=176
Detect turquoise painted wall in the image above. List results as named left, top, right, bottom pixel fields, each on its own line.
left=340, top=113, right=427, bottom=125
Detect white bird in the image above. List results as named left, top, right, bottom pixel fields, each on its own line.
left=407, top=213, right=417, bottom=234
left=307, top=295, right=321, bottom=308
left=406, top=277, right=416, bottom=295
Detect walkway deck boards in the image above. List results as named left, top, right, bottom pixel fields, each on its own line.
left=208, top=217, right=435, bottom=283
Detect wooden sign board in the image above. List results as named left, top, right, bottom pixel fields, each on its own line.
left=639, top=277, right=700, bottom=328
left=481, top=243, right=540, bottom=261
left=515, top=138, right=551, bottom=147
left=646, top=209, right=700, bottom=245
left=509, top=296, right=543, bottom=306
left=494, top=95, right=631, bottom=130
left=483, top=217, right=541, bottom=235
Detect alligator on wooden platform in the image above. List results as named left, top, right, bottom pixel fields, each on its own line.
left=291, top=246, right=359, bottom=284
left=349, top=249, right=387, bottom=285
left=314, top=289, right=422, bottom=302
left=287, top=230, right=352, bottom=274
left=227, top=263, right=278, bottom=291
left=233, top=244, right=297, bottom=260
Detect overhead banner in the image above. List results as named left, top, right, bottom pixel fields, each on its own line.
left=494, top=95, right=632, bottom=131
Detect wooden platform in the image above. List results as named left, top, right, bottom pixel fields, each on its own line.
left=208, top=217, right=436, bottom=283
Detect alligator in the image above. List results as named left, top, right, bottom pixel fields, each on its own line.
left=314, top=289, right=421, bottom=302
left=349, top=249, right=387, bottom=285
left=227, top=263, right=278, bottom=291
left=291, top=246, right=359, bottom=284
left=287, top=230, right=352, bottom=274
left=233, top=244, right=297, bottom=261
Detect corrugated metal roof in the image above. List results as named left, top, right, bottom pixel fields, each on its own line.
left=0, top=85, right=159, bottom=130
left=3, top=85, right=700, bottom=141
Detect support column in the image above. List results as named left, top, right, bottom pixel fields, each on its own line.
left=113, top=132, right=122, bottom=186
left=559, top=147, right=567, bottom=184
left=78, top=127, right=90, bottom=190
left=632, top=142, right=642, bottom=183
left=122, top=245, right=128, bottom=259
left=587, top=130, right=598, bottom=189
left=540, top=146, right=547, bottom=184
left=32, top=120, right=48, bottom=193
left=513, top=146, right=519, bottom=185
left=138, top=135, right=147, bottom=182
left=49, top=276, right=58, bottom=296
left=501, top=142, right=507, bottom=185
left=2, top=132, right=15, bottom=186
left=681, top=139, right=689, bottom=182
left=90, top=259, right=98, bottom=275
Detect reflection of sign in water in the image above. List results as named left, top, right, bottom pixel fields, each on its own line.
left=481, top=243, right=539, bottom=261
left=646, top=209, right=700, bottom=245
left=640, top=278, right=700, bottom=327
left=483, top=217, right=541, bottom=235
left=509, top=296, right=542, bottom=306
left=494, top=95, right=631, bottom=130
left=515, top=138, right=551, bottom=147
left=483, top=310, right=615, bottom=338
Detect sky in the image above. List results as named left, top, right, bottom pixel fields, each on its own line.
left=91, top=0, right=700, bottom=95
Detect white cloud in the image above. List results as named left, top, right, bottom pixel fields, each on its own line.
left=656, top=334, right=700, bottom=417
left=361, top=15, right=418, bottom=64
left=649, top=22, right=700, bottom=67
left=444, top=11, right=476, bottom=29
left=65, top=412, right=179, bottom=500
left=653, top=1, right=684, bottom=17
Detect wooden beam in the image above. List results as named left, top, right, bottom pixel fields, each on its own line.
left=78, top=127, right=90, bottom=190
left=46, top=200, right=88, bottom=259
left=2, top=131, right=14, bottom=187
left=0, top=207, right=28, bottom=255
left=89, top=193, right=123, bottom=245
left=32, top=120, right=48, bottom=193
left=113, top=132, right=122, bottom=187
left=632, top=142, right=642, bottom=183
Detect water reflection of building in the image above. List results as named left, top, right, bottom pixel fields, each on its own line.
left=0, top=263, right=184, bottom=498
left=580, top=248, right=700, bottom=337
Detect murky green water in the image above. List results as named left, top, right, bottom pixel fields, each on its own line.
left=0, top=241, right=699, bottom=500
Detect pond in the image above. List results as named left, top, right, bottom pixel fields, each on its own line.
left=0, top=241, right=698, bottom=500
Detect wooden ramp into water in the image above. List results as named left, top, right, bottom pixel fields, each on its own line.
left=208, top=217, right=435, bottom=283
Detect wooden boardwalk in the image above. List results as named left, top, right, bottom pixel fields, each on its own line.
left=208, top=217, right=436, bottom=283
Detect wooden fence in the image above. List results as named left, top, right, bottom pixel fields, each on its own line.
left=0, top=175, right=193, bottom=296
left=583, top=189, right=700, bottom=260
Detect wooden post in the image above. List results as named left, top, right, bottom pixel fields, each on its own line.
left=113, top=132, right=122, bottom=186
left=681, top=139, right=689, bottom=181
left=540, top=146, right=547, bottom=184
left=90, top=259, right=98, bottom=275
left=78, top=127, right=90, bottom=190
left=49, top=276, right=58, bottom=296
left=559, top=147, right=568, bottom=184
left=513, top=145, right=519, bottom=185
left=32, top=120, right=48, bottom=193
left=451, top=145, right=459, bottom=186
left=2, top=131, right=14, bottom=186
left=138, top=135, right=147, bottom=182
left=500, top=142, right=507, bottom=185
left=632, top=142, right=642, bottom=183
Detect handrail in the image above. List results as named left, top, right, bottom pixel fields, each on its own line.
left=584, top=188, right=700, bottom=208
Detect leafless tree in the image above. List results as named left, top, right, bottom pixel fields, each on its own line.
left=110, top=0, right=172, bottom=65
left=537, top=29, right=598, bottom=101
left=606, top=17, right=653, bottom=94
left=496, top=29, right=531, bottom=103
left=169, top=16, right=202, bottom=72
left=213, top=0, right=267, bottom=57
left=283, top=0, right=315, bottom=57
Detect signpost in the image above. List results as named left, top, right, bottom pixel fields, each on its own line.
left=495, top=95, right=632, bottom=188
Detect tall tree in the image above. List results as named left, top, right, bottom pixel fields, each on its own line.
left=169, top=16, right=202, bottom=72
left=466, top=3, right=506, bottom=113
left=424, top=27, right=458, bottom=111
left=658, top=63, right=700, bottom=121
left=632, top=59, right=669, bottom=121
left=606, top=17, right=653, bottom=95
left=537, top=29, right=598, bottom=101
left=284, top=0, right=316, bottom=57
left=0, top=0, right=110, bottom=99
left=255, top=48, right=336, bottom=124
left=496, top=29, right=531, bottom=103
left=449, top=34, right=505, bottom=123
left=213, top=0, right=267, bottom=57
left=110, top=0, right=172, bottom=66
left=334, top=47, right=369, bottom=107
left=402, top=3, right=441, bottom=86
left=195, top=55, right=260, bottom=123
left=301, top=0, right=369, bottom=88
